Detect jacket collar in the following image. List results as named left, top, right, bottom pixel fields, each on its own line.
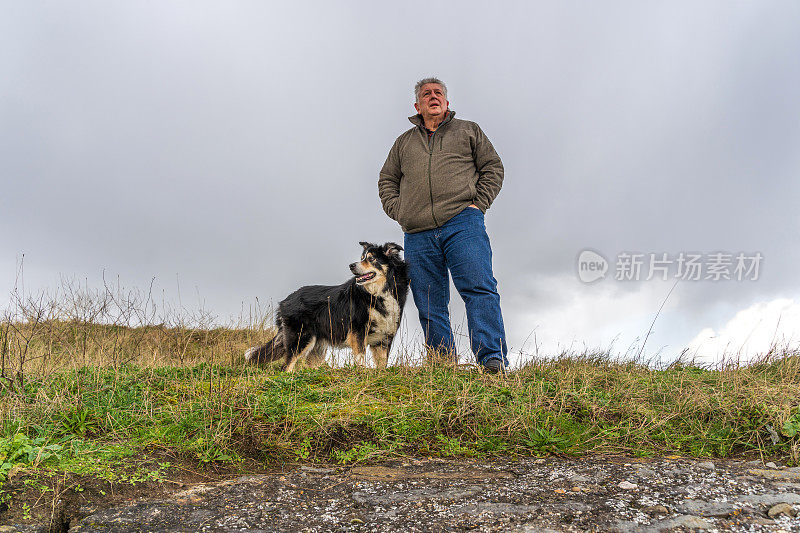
left=408, top=109, right=455, bottom=130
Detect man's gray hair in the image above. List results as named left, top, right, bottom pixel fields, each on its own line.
left=414, top=77, right=447, bottom=102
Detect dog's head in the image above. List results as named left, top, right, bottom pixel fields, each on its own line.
left=349, top=242, right=404, bottom=293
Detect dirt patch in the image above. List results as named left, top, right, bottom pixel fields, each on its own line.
left=350, top=464, right=514, bottom=481
left=3, top=456, right=800, bottom=532
left=0, top=454, right=280, bottom=532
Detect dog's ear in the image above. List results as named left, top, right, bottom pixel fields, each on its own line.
left=359, top=241, right=374, bottom=250
left=383, top=242, right=403, bottom=257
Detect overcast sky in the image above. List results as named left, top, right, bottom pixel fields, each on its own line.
left=2, top=1, right=799, bottom=366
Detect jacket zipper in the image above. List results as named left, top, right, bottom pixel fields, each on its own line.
left=427, top=132, right=439, bottom=226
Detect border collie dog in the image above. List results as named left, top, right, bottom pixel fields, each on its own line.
left=245, top=242, right=409, bottom=372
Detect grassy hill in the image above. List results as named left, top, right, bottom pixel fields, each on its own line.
left=2, top=317, right=798, bottom=471
left=1, top=285, right=798, bottom=524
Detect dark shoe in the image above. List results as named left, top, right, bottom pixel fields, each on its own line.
left=482, top=358, right=505, bottom=375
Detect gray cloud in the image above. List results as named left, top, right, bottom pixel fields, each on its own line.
left=2, top=1, right=799, bottom=360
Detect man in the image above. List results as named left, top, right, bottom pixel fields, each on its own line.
left=378, top=77, right=508, bottom=373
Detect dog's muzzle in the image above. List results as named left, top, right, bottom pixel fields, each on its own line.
left=350, top=263, right=376, bottom=283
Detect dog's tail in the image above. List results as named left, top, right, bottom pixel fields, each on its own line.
left=244, top=329, right=286, bottom=365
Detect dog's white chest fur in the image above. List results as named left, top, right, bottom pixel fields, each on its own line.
left=366, top=294, right=401, bottom=345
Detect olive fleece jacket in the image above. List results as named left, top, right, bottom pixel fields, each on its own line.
left=378, top=110, right=504, bottom=233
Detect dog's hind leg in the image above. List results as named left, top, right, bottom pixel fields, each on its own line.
left=305, top=340, right=328, bottom=368
left=284, top=336, right=316, bottom=373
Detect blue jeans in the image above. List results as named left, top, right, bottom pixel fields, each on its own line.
left=404, top=206, right=508, bottom=366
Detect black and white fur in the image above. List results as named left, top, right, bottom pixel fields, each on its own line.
left=244, top=242, right=409, bottom=372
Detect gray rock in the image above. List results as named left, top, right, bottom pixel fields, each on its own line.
left=456, top=502, right=541, bottom=516
left=569, top=473, right=591, bottom=483
left=635, top=467, right=658, bottom=478
left=768, top=502, right=797, bottom=518
left=618, top=481, right=638, bottom=490
left=675, top=499, right=740, bottom=517
left=551, top=501, right=592, bottom=513
left=650, top=514, right=714, bottom=531
left=747, top=468, right=800, bottom=481
left=187, top=508, right=216, bottom=522
left=737, top=492, right=800, bottom=507
left=765, top=461, right=779, bottom=469
left=592, top=469, right=612, bottom=481
left=611, top=520, right=640, bottom=533
left=0, top=526, right=48, bottom=533
left=352, top=485, right=483, bottom=505
left=614, top=514, right=714, bottom=533
left=696, top=461, right=715, bottom=470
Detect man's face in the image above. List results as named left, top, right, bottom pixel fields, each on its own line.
left=414, top=83, right=449, bottom=120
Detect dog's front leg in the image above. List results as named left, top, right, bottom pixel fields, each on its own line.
left=346, top=332, right=367, bottom=367
left=370, top=343, right=389, bottom=370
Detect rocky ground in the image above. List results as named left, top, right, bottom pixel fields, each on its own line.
left=3, top=456, right=800, bottom=532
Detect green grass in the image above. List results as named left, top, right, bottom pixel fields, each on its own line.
left=1, top=281, right=799, bottom=495
left=2, top=354, right=799, bottom=487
